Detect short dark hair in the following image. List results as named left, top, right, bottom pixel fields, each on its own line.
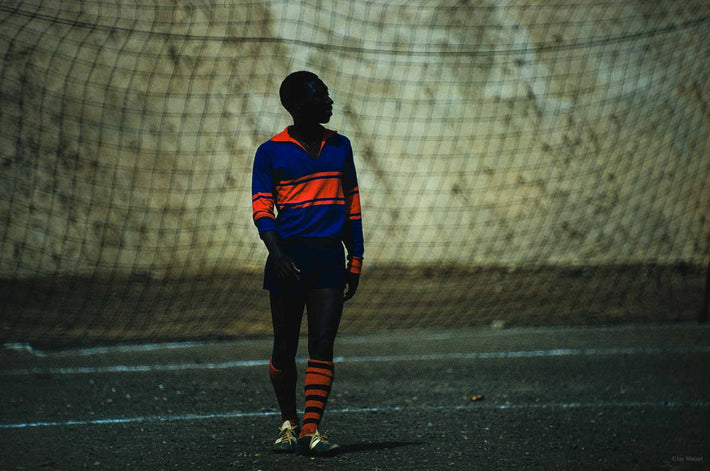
left=279, top=71, right=320, bottom=113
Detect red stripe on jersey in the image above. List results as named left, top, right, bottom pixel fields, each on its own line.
left=252, top=192, right=273, bottom=201
left=279, top=171, right=342, bottom=187
left=344, top=187, right=361, bottom=219
left=252, top=192, right=275, bottom=221
left=276, top=172, right=344, bottom=209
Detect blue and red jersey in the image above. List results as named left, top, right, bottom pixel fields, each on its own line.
left=252, top=127, right=364, bottom=274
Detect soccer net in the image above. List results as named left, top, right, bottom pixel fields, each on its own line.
left=1, top=1, right=708, bottom=344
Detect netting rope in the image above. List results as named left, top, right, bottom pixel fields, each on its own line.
left=1, top=1, right=708, bottom=344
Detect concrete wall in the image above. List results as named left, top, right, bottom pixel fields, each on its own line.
left=1, top=0, right=708, bottom=278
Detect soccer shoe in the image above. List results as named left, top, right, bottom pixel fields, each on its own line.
left=296, top=430, right=340, bottom=457
left=272, top=420, right=299, bottom=453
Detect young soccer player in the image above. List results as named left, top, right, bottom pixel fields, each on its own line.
left=251, top=71, right=364, bottom=456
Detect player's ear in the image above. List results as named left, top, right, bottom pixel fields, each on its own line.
left=288, top=99, right=309, bottom=121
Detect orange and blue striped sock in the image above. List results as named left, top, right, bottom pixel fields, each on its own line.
left=300, top=359, right=334, bottom=436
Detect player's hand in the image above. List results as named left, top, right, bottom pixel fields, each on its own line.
left=344, top=271, right=359, bottom=301
left=260, top=231, right=301, bottom=280
left=273, top=251, right=301, bottom=280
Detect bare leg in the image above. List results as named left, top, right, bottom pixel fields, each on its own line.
left=306, top=287, right=344, bottom=361
left=269, top=290, right=305, bottom=424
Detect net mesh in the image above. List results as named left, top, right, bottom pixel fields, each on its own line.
left=1, top=1, right=708, bottom=344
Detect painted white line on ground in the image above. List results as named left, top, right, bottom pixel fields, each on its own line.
left=334, top=346, right=710, bottom=363
left=2, top=401, right=707, bottom=429
left=1, top=359, right=269, bottom=376
left=3, top=341, right=213, bottom=358
left=6, top=324, right=707, bottom=357
left=3, top=346, right=710, bottom=376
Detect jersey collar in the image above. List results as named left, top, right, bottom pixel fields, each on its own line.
left=271, top=127, right=337, bottom=154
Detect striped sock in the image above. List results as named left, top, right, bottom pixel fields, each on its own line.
left=301, top=359, right=334, bottom=436
left=269, top=358, right=298, bottom=427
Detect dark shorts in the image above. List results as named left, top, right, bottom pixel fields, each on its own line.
left=263, top=238, right=346, bottom=293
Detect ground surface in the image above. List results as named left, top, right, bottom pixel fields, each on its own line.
left=1, top=324, right=709, bottom=470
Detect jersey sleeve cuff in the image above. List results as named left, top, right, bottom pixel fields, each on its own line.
left=255, top=216, right=277, bottom=234
left=347, top=255, right=363, bottom=275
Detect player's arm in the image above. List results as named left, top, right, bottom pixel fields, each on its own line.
left=252, top=148, right=300, bottom=280
left=343, top=144, right=364, bottom=301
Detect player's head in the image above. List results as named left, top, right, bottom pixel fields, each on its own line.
left=279, top=71, right=333, bottom=124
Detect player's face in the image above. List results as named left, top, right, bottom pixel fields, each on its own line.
left=295, top=78, right=333, bottom=124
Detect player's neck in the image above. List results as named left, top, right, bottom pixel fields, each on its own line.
left=289, top=123, right=324, bottom=143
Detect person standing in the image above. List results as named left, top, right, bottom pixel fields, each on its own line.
left=251, top=71, right=364, bottom=456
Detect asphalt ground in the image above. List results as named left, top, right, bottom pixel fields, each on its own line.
left=1, top=324, right=709, bottom=470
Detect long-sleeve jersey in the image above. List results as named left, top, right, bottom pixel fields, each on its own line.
left=252, top=127, right=364, bottom=274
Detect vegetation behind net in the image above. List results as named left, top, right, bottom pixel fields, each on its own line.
left=1, top=1, right=708, bottom=344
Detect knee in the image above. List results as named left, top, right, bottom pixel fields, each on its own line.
left=308, top=335, right=335, bottom=362
left=271, top=345, right=297, bottom=370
